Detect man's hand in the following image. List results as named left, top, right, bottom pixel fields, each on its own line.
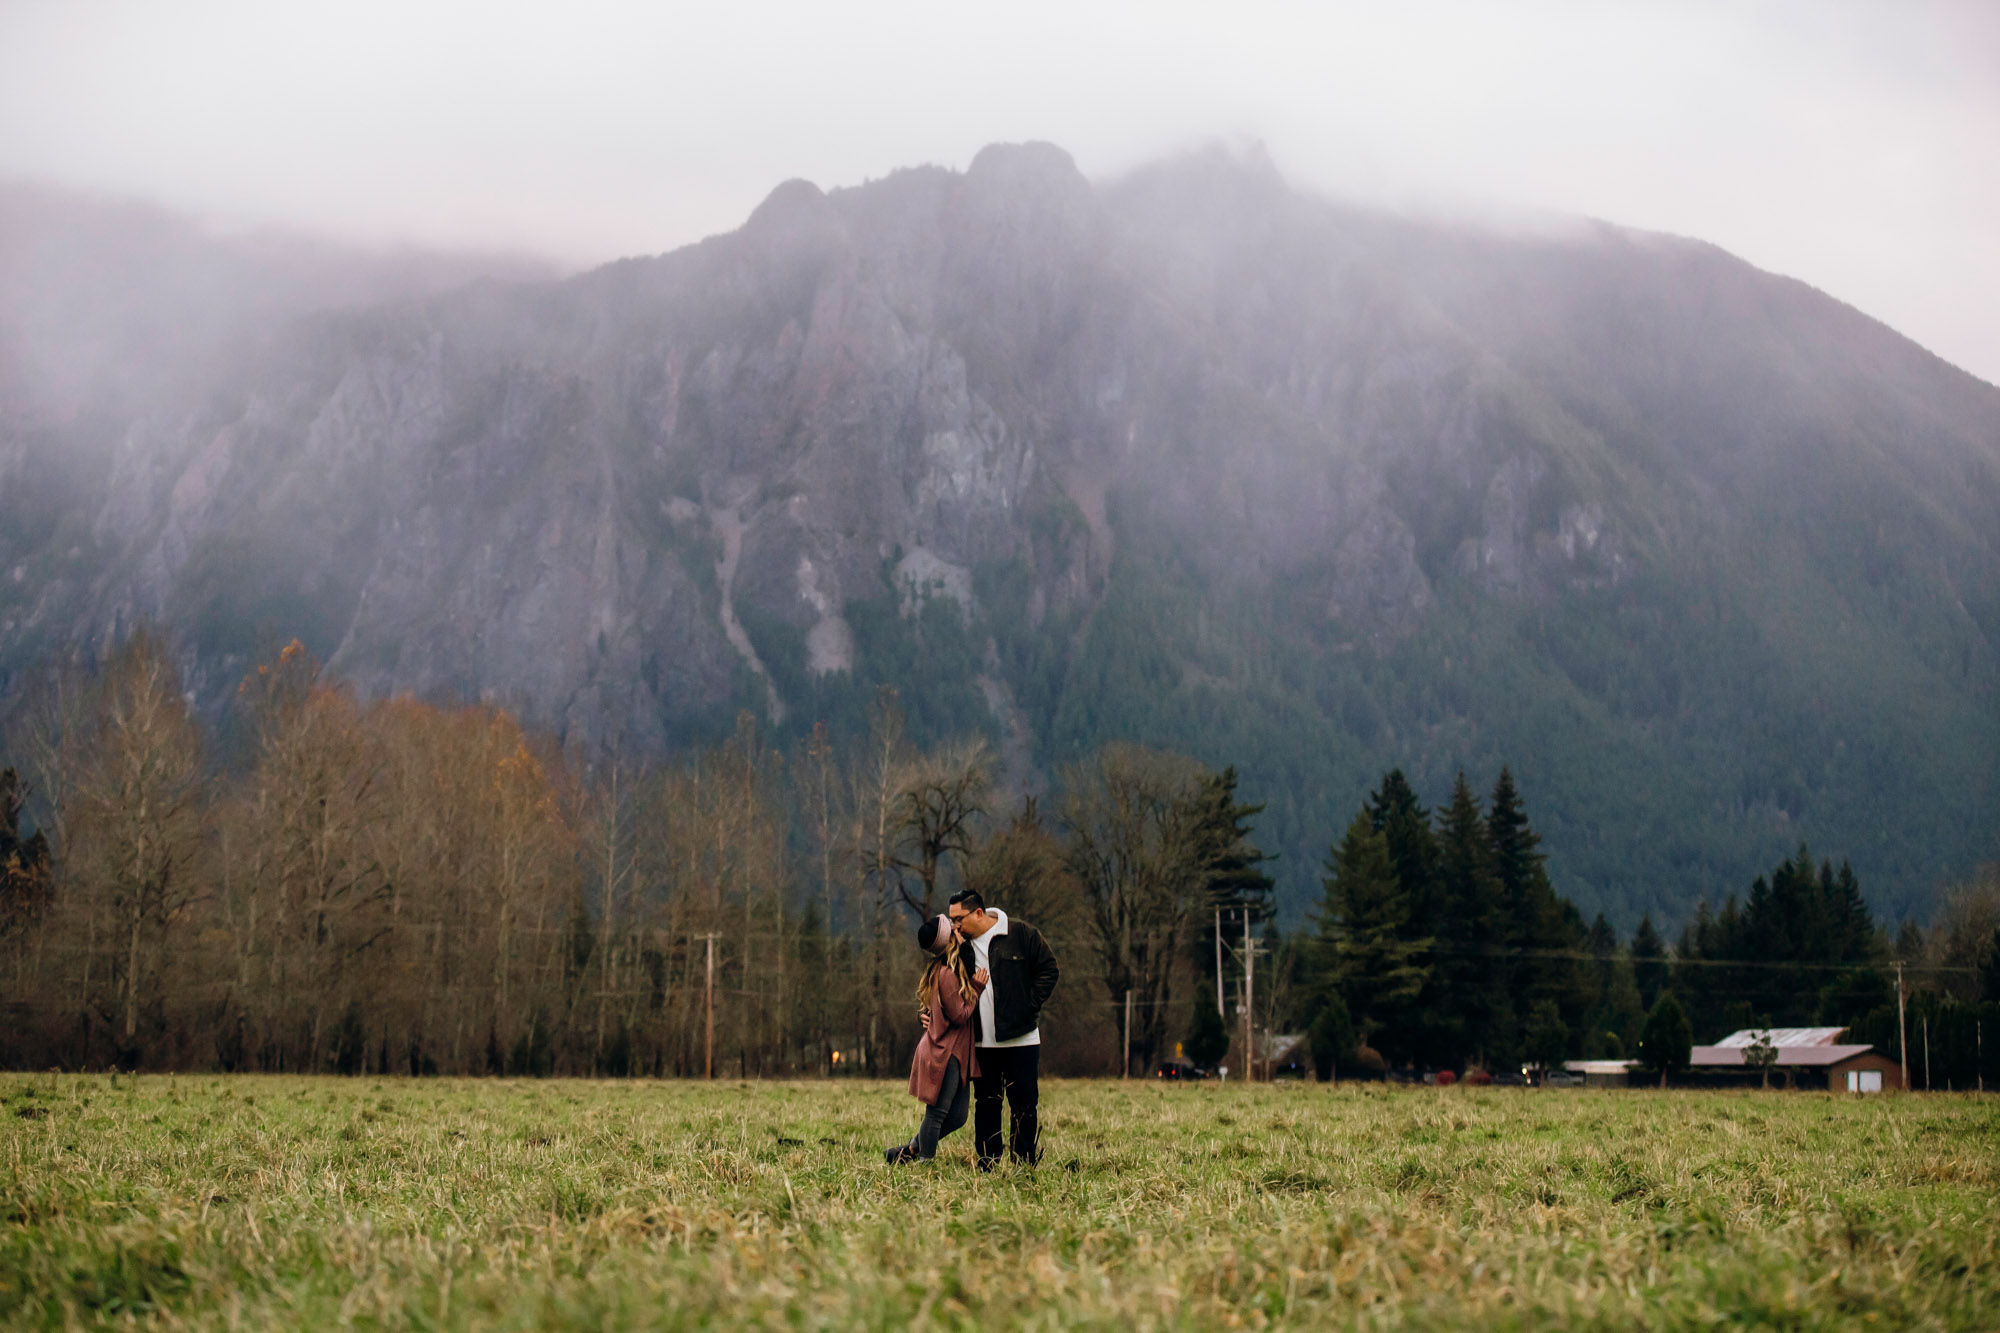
left=919, top=1008, right=932, bottom=1034
left=973, top=968, right=989, bottom=986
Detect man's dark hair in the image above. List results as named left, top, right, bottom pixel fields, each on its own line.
left=948, top=889, right=985, bottom=913
left=917, top=917, right=943, bottom=951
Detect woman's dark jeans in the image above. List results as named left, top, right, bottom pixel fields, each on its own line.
left=908, top=1056, right=967, bottom=1160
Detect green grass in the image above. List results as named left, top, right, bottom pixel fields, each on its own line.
left=2, top=1076, right=1995, bottom=1329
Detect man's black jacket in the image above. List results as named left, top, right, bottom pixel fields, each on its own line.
left=977, top=918, right=1060, bottom=1043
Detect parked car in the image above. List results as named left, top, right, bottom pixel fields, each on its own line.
left=1154, top=1059, right=1208, bottom=1081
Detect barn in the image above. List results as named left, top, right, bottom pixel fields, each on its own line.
left=1689, top=1027, right=1904, bottom=1091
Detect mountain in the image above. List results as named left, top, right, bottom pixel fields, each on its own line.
left=1, top=146, right=1995, bottom=928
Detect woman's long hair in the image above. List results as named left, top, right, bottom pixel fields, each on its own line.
left=916, top=931, right=978, bottom=1014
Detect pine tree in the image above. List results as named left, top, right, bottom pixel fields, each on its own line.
left=1581, top=913, right=1643, bottom=1055
left=1316, top=810, right=1431, bottom=1057
left=1366, top=768, right=1447, bottom=1060
left=1682, top=847, right=1885, bottom=1030
left=1488, top=767, right=1582, bottom=1046
left=1434, top=772, right=1509, bottom=1067
left=1190, top=765, right=1275, bottom=999
left=1193, top=767, right=1275, bottom=909
left=1821, top=860, right=1878, bottom=962
left=1593, top=954, right=1647, bottom=1058
left=1586, top=913, right=1617, bottom=960
left=1366, top=769, right=1439, bottom=922
left=1582, top=914, right=1615, bottom=1019
left=1307, top=991, right=1356, bottom=1082
left=1630, top=914, right=1668, bottom=1012
left=1187, top=997, right=1229, bottom=1068
left=1522, top=999, right=1569, bottom=1078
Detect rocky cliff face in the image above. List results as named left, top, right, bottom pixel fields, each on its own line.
left=3, top=148, right=1997, bottom=923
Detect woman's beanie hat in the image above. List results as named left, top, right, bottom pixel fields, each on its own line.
left=916, top=914, right=950, bottom=954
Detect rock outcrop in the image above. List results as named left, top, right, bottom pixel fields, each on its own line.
left=2, top=148, right=1996, bottom=922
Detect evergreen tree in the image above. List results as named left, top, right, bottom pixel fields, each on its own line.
left=1636, top=993, right=1693, bottom=1088
left=1581, top=914, right=1644, bottom=1056
left=1190, top=765, right=1275, bottom=997
left=1894, top=918, right=1926, bottom=962
left=1434, top=772, right=1510, bottom=1067
left=1315, top=810, right=1431, bottom=1059
left=1307, top=990, right=1357, bottom=1082
left=1585, top=914, right=1617, bottom=964
left=1674, top=846, right=1885, bottom=1035
left=1592, top=954, right=1647, bottom=1058
left=1816, top=965, right=1893, bottom=1030
left=1192, top=767, right=1275, bottom=909
left=1821, top=859, right=1878, bottom=961
left=1366, top=769, right=1439, bottom=922
left=1488, top=767, right=1584, bottom=1047
left=1487, top=767, right=1540, bottom=918
left=1522, top=999, right=1569, bottom=1078
left=1365, top=767, right=1447, bottom=1062
left=1630, top=914, right=1668, bottom=1012
left=1187, top=997, right=1229, bottom=1068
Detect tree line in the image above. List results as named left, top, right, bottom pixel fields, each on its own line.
left=0, top=634, right=1275, bottom=1078
left=1296, top=767, right=1642, bottom=1078
left=3, top=632, right=1994, bottom=1084
left=1290, top=771, right=1999, bottom=1086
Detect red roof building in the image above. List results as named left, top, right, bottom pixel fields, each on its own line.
left=1690, top=1028, right=1903, bottom=1091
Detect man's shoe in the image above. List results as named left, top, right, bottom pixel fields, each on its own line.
left=884, top=1142, right=915, bottom=1165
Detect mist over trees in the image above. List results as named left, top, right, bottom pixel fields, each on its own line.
left=4, top=153, right=1996, bottom=944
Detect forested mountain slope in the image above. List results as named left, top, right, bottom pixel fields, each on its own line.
left=2, top=146, right=1995, bottom=928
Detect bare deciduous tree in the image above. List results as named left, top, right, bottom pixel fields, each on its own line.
left=888, top=736, right=991, bottom=917
left=0, top=630, right=1251, bottom=1079
left=67, top=632, right=207, bottom=1055
left=1061, top=743, right=1209, bottom=1076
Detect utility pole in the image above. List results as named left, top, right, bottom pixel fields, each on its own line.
left=1242, top=908, right=1256, bottom=1083
left=1977, top=1019, right=1983, bottom=1094
left=703, top=932, right=718, bottom=1081
left=1123, top=991, right=1133, bottom=1079
left=1922, top=1018, right=1930, bottom=1093
left=1215, top=907, right=1224, bottom=1022
left=1896, top=961, right=1908, bottom=1092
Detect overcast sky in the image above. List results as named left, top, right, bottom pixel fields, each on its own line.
left=3, top=0, right=1997, bottom=384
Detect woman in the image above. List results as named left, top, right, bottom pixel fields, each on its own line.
left=885, top=914, right=988, bottom=1163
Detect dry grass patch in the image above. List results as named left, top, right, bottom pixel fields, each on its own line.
left=2, top=1076, right=1996, bottom=1329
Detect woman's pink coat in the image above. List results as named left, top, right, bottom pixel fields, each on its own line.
left=908, top=966, right=984, bottom=1103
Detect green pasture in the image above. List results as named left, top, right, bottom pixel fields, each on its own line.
left=2, top=1076, right=1995, bottom=1329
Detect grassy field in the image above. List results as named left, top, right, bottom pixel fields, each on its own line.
left=2, top=1075, right=1996, bottom=1330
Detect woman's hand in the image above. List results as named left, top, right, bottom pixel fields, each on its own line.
left=973, top=967, right=989, bottom=986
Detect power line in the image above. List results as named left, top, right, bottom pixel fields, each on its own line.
left=1410, top=943, right=1974, bottom=975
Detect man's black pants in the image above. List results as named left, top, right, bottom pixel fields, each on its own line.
left=972, top=1044, right=1040, bottom=1167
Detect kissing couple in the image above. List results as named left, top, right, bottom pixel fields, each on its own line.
left=884, top=889, right=1060, bottom=1169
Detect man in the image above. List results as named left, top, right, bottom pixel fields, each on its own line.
left=947, top=888, right=1059, bottom=1168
